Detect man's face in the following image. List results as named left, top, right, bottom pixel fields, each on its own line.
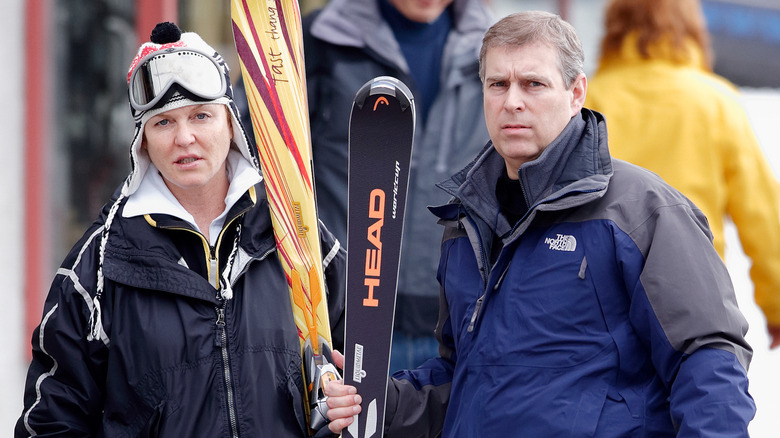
left=388, top=0, right=454, bottom=23
left=143, top=103, right=233, bottom=197
left=482, top=42, right=586, bottom=178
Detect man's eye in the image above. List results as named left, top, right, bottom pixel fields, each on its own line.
left=156, top=119, right=169, bottom=126
left=195, top=113, right=209, bottom=120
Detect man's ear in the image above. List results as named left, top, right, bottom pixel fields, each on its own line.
left=570, top=73, right=587, bottom=116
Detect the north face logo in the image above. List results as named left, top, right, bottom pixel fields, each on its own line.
left=545, top=234, right=577, bottom=252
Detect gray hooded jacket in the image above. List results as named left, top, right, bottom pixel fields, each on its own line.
left=304, top=0, right=493, bottom=336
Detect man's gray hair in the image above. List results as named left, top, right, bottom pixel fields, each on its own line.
left=479, top=11, right=585, bottom=88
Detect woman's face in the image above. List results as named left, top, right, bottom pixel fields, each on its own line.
left=143, top=103, right=233, bottom=198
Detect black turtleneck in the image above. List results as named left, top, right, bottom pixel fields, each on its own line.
left=496, top=171, right=529, bottom=226
left=491, top=171, right=529, bottom=263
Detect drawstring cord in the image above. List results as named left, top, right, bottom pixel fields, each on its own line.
left=89, top=193, right=125, bottom=342
left=219, top=223, right=242, bottom=301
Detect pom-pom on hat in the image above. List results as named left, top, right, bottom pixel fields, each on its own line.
left=122, top=22, right=259, bottom=197
left=150, top=21, right=182, bottom=43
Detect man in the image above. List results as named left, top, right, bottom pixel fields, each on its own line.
left=383, top=11, right=755, bottom=437
left=17, top=22, right=359, bottom=437
left=303, top=0, right=493, bottom=371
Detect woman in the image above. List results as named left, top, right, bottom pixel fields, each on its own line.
left=17, top=22, right=359, bottom=437
left=586, top=0, right=780, bottom=349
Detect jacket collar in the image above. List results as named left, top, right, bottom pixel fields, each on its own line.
left=433, top=109, right=613, bottom=236
left=310, top=0, right=493, bottom=67
left=100, top=182, right=275, bottom=301
left=111, top=180, right=273, bottom=261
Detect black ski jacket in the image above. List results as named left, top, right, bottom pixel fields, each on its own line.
left=16, top=184, right=346, bottom=437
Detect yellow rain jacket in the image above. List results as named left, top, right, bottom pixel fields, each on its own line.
left=586, top=35, right=780, bottom=328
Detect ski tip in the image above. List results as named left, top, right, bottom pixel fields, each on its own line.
left=354, top=76, right=415, bottom=112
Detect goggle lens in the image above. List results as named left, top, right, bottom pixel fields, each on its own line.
left=130, top=49, right=226, bottom=111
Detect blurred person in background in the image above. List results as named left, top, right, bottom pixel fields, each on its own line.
left=16, top=22, right=359, bottom=437
left=302, top=0, right=493, bottom=372
left=585, top=0, right=780, bottom=348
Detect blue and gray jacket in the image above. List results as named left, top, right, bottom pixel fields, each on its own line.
left=385, top=109, right=755, bottom=437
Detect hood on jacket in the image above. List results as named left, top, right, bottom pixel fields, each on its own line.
left=309, top=0, right=493, bottom=56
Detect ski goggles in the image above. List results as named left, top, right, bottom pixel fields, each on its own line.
left=129, top=48, right=227, bottom=111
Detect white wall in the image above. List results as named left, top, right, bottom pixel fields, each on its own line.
left=1, top=0, right=28, bottom=433
left=732, top=88, right=780, bottom=438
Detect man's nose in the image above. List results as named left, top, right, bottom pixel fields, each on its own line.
left=504, top=84, right=526, bottom=111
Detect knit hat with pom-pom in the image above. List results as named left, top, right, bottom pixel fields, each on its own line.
left=122, top=22, right=258, bottom=197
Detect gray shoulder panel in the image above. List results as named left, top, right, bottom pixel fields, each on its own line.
left=569, top=159, right=751, bottom=368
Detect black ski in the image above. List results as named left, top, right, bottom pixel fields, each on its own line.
left=342, top=76, right=415, bottom=438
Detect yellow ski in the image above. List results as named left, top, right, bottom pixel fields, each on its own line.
left=231, top=1, right=337, bottom=433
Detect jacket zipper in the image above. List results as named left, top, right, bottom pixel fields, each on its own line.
left=463, top=215, right=492, bottom=333
left=467, top=295, right=484, bottom=332
left=468, top=261, right=510, bottom=333
left=216, top=305, right=239, bottom=437
left=157, top=212, right=245, bottom=288
left=149, top=210, right=251, bottom=435
left=209, top=246, right=219, bottom=288
left=466, top=177, right=531, bottom=333
left=211, top=218, right=242, bottom=438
